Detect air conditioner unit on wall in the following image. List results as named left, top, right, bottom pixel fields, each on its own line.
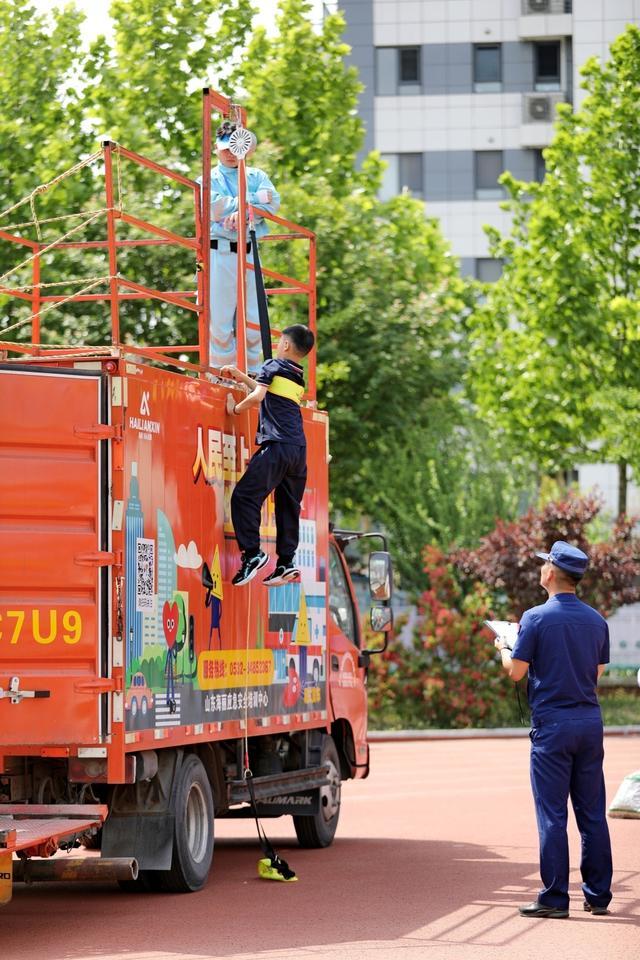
left=528, top=95, right=552, bottom=121
left=526, top=0, right=550, bottom=12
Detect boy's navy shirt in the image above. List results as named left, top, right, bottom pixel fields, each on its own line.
left=254, top=358, right=306, bottom=446
left=512, top=593, right=610, bottom=724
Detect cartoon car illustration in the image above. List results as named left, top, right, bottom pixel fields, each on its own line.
left=125, top=672, right=154, bottom=718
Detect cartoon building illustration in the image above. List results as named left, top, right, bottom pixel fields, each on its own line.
left=125, top=461, right=144, bottom=662
left=142, top=608, right=158, bottom=649
left=156, top=509, right=177, bottom=645
left=267, top=578, right=326, bottom=703
left=294, top=519, right=317, bottom=577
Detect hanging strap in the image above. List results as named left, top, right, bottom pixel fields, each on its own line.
left=250, top=228, right=273, bottom=361
left=244, top=771, right=297, bottom=881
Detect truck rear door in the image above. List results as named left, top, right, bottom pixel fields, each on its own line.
left=0, top=366, right=108, bottom=747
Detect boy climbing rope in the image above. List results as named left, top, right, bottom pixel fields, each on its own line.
left=222, top=324, right=315, bottom=587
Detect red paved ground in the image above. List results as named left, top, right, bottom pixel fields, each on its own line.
left=2, top=736, right=639, bottom=960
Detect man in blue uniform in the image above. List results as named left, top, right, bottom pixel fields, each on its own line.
left=221, top=323, right=315, bottom=587
left=202, top=121, right=280, bottom=374
left=496, top=541, right=613, bottom=919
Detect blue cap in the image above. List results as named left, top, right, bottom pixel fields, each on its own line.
left=535, top=540, right=589, bottom=577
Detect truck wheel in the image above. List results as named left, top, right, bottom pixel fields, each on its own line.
left=293, top=735, right=341, bottom=849
left=153, top=753, right=214, bottom=893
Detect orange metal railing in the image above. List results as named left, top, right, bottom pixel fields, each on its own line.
left=0, top=88, right=317, bottom=399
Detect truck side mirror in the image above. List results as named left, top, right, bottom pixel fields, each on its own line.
left=370, top=604, right=393, bottom=634
left=369, top=551, right=392, bottom=602
left=360, top=603, right=393, bottom=665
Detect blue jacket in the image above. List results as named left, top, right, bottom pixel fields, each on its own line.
left=198, top=162, right=280, bottom=240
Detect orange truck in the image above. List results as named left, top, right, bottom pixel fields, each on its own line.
left=0, top=90, right=393, bottom=902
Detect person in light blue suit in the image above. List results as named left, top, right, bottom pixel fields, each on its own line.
left=202, top=120, right=280, bottom=375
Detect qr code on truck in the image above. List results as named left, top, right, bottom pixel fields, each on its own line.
left=136, top=538, right=155, bottom=612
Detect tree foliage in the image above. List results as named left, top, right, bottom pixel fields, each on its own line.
left=368, top=546, right=516, bottom=729
left=241, top=1, right=527, bottom=582
left=466, top=26, right=640, bottom=513
left=369, top=497, right=640, bottom=730
left=0, top=0, right=529, bottom=586
left=0, top=1, right=97, bottom=337
left=243, top=0, right=364, bottom=190
left=454, top=493, right=640, bottom=619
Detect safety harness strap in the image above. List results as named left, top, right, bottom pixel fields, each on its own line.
left=250, top=228, right=273, bottom=361
left=245, top=771, right=297, bottom=881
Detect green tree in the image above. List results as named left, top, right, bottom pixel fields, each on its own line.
left=242, top=1, right=526, bottom=583
left=466, top=25, right=640, bottom=515
left=0, top=0, right=252, bottom=348
left=367, top=545, right=515, bottom=729
left=0, top=0, right=526, bottom=584
left=243, top=0, right=364, bottom=189
left=0, top=1, right=97, bottom=341
left=78, top=0, right=256, bottom=347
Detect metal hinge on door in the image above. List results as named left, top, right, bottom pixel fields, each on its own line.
left=73, top=678, right=120, bottom=694
left=0, top=677, right=50, bottom=705
left=74, top=550, right=122, bottom=567
left=74, top=424, right=122, bottom=442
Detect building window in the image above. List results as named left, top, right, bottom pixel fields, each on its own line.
left=399, top=154, right=423, bottom=197
left=534, top=41, right=561, bottom=91
left=534, top=149, right=546, bottom=182
left=476, top=259, right=503, bottom=283
left=473, top=44, right=501, bottom=92
left=475, top=151, right=504, bottom=199
left=380, top=154, right=423, bottom=200
left=399, top=47, right=420, bottom=85
left=375, top=46, right=421, bottom=96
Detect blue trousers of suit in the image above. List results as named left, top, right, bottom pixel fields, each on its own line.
left=210, top=248, right=262, bottom=374
left=530, top=716, right=613, bottom=910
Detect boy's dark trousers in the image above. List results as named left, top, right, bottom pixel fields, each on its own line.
left=231, top=441, right=307, bottom=563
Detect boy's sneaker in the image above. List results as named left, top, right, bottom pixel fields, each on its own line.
left=232, top=551, right=268, bottom=586
left=263, top=563, right=300, bottom=587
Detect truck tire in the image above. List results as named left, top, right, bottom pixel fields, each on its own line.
left=293, top=735, right=341, bottom=849
left=151, top=753, right=214, bottom=893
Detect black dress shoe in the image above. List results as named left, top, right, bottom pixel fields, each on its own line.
left=583, top=901, right=610, bottom=916
left=519, top=900, right=569, bottom=919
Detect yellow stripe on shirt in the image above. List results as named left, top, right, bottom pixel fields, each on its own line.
left=267, top=375, right=304, bottom=405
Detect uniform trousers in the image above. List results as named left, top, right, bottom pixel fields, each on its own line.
left=530, top=716, right=613, bottom=910
left=231, top=442, right=307, bottom=564
left=210, top=247, right=262, bottom=373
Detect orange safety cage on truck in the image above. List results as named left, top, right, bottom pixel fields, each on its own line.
left=0, top=89, right=393, bottom=902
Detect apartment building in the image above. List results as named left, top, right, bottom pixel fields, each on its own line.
left=341, top=0, right=640, bottom=279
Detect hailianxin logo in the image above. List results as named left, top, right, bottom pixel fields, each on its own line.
left=140, top=391, right=151, bottom=416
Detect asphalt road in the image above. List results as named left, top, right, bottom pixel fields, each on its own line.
left=3, top=736, right=639, bottom=960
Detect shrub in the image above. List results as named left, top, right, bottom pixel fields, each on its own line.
left=368, top=546, right=516, bottom=728
left=454, top=492, right=640, bottom=617
left=368, top=495, right=640, bottom=729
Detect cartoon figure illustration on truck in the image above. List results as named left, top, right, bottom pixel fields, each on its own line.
left=202, top=545, right=224, bottom=649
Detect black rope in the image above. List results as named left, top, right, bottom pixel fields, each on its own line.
left=250, top=229, right=272, bottom=361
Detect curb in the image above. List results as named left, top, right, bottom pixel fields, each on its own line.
left=368, top=725, right=640, bottom=742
